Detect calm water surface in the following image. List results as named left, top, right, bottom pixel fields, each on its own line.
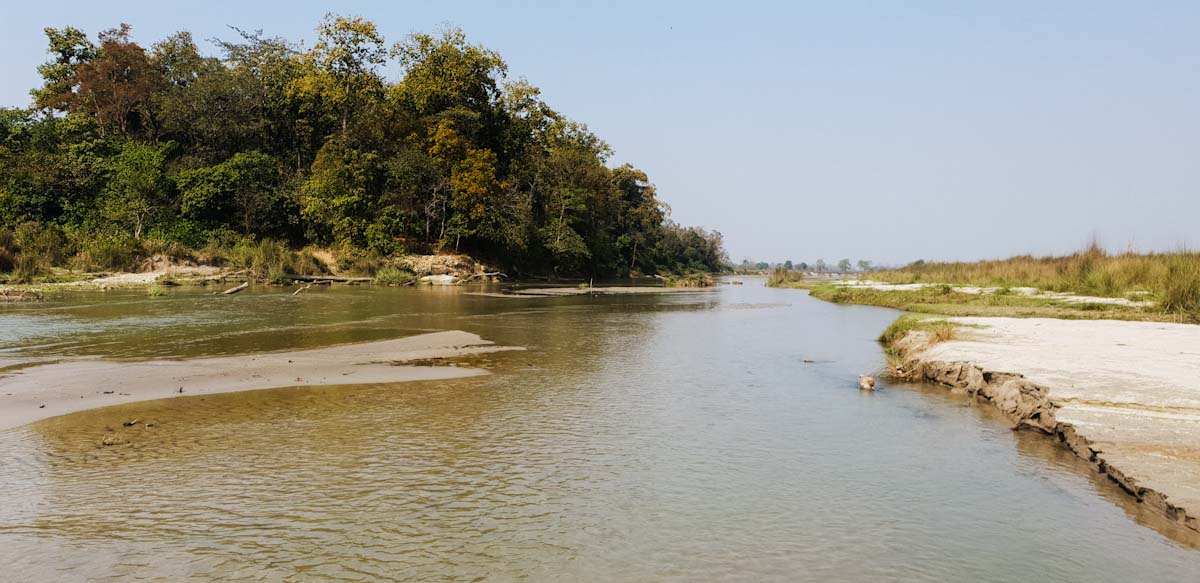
left=0, top=279, right=1197, bottom=581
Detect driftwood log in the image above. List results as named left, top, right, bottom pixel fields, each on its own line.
left=221, top=282, right=249, bottom=295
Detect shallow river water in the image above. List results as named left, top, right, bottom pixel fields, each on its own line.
left=0, top=279, right=1197, bottom=581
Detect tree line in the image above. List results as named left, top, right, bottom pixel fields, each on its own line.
left=0, top=16, right=727, bottom=278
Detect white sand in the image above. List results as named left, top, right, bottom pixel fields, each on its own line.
left=921, top=317, right=1200, bottom=516
left=0, top=330, right=522, bottom=431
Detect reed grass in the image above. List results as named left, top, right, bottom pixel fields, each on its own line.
left=872, top=245, right=1200, bottom=320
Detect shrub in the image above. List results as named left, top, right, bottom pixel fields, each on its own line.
left=0, top=229, right=14, bottom=272
left=71, top=234, right=143, bottom=272
left=14, top=222, right=67, bottom=265
left=290, top=249, right=326, bottom=276
left=11, top=252, right=43, bottom=283
left=142, top=239, right=196, bottom=263
left=337, top=247, right=385, bottom=276
left=374, top=265, right=415, bottom=285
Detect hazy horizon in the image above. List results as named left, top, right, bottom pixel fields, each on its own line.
left=4, top=1, right=1197, bottom=264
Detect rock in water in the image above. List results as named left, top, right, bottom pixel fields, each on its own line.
left=859, top=375, right=876, bottom=391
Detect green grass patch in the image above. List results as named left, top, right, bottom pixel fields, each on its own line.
left=879, top=315, right=958, bottom=345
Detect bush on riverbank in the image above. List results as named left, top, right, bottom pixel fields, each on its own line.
left=767, top=268, right=804, bottom=287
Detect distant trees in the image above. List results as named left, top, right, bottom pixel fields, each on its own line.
left=1, top=17, right=727, bottom=276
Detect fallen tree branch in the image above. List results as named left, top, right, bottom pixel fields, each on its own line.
left=221, top=282, right=249, bottom=295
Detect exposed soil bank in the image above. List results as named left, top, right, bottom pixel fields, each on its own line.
left=892, top=317, right=1200, bottom=534
left=0, top=330, right=523, bottom=431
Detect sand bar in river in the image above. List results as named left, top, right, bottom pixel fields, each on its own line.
left=0, top=330, right=522, bottom=431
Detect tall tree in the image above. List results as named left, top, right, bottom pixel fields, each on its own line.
left=32, top=26, right=96, bottom=111
left=74, top=25, right=162, bottom=135
left=292, top=14, right=387, bottom=135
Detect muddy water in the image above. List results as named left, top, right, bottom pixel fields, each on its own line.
left=0, top=280, right=1197, bottom=581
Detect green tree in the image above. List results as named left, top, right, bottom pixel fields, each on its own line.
left=292, top=14, right=387, bottom=135
left=300, top=137, right=383, bottom=246
left=104, top=141, right=170, bottom=238
left=838, top=258, right=852, bottom=272
left=177, top=151, right=280, bottom=234
left=32, top=26, right=97, bottom=111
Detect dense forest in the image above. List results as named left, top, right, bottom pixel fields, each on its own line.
left=0, top=16, right=727, bottom=280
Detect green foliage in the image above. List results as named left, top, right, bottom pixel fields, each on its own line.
left=102, top=140, right=170, bottom=238
left=0, top=229, right=15, bottom=272
left=2, top=17, right=726, bottom=279
left=71, top=232, right=142, bottom=271
left=374, top=264, right=415, bottom=285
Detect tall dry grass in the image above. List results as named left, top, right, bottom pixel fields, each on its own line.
left=874, top=244, right=1200, bottom=319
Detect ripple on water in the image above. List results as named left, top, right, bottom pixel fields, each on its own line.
left=0, top=285, right=1198, bottom=581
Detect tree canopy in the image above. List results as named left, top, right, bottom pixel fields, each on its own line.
left=1, top=16, right=727, bottom=277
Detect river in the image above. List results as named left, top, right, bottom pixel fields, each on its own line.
left=0, top=278, right=1197, bottom=581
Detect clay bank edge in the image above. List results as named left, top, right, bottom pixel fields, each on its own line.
left=889, top=317, right=1200, bottom=535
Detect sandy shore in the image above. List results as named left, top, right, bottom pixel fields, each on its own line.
left=0, top=330, right=522, bottom=431
left=904, top=317, right=1200, bottom=532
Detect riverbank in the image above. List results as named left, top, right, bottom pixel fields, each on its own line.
left=0, top=251, right=722, bottom=300
left=888, top=316, right=1200, bottom=534
left=0, top=330, right=523, bottom=431
left=773, top=279, right=1178, bottom=322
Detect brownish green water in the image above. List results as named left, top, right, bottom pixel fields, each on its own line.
left=0, top=279, right=1197, bottom=581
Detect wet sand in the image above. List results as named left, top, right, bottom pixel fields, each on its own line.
left=0, top=330, right=522, bottom=431
left=911, top=317, right=1200, bottom=532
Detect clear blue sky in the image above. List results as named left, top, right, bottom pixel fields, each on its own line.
left=4, top=1, right=1198, bottom=265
